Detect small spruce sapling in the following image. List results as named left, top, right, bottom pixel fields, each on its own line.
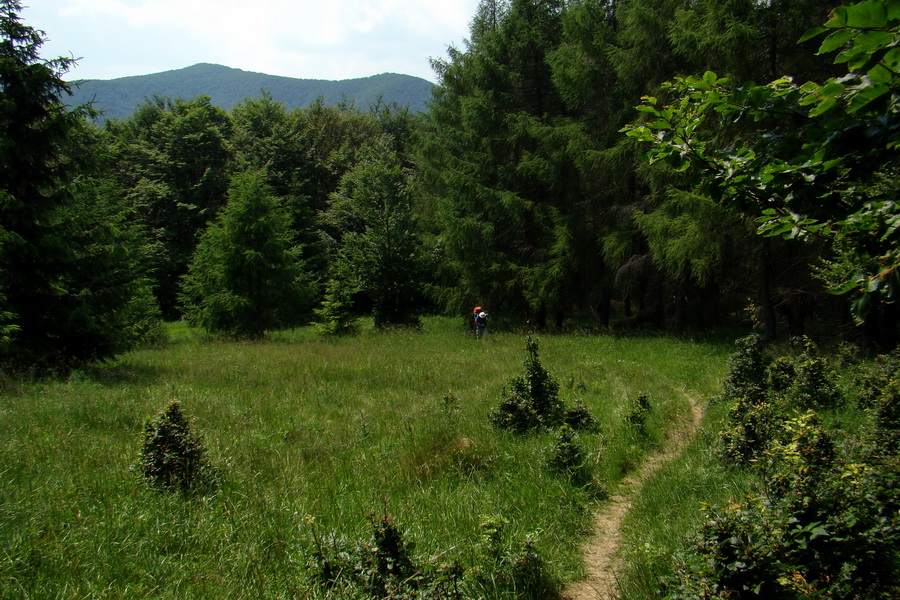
left=490, top=336, right=565, bottom=432
left=546, top=425, right=595, bottom=487
left=136, top=400, right=218, bottom=496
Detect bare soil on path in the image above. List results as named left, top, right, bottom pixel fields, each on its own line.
left=562, top=391, right=703, bottom=600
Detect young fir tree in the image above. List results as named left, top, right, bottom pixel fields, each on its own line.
left=315, top=257, right=360, bottom=336
left=180, top=169, right=314, bottom=338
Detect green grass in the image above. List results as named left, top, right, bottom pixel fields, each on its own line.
left=0, top=318, right=731, bottom=598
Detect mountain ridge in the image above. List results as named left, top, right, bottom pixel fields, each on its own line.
left=67, top=63, right=435, bottom=120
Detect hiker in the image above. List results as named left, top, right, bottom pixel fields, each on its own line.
left=474, top=307, right=488, bottom=340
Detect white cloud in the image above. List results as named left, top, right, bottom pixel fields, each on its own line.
left=24, top=0, right=479, bottom=81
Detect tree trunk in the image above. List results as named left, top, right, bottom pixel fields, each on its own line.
left=759, top=239, right=778, bottom=339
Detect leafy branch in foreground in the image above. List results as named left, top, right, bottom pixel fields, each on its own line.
left=622, top=0, right=900, bottom=325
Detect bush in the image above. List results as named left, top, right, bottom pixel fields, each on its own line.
left=781, top=339, right=842, bottom=410
left=490, top=336, right=594, bottom=433
left=626, top=392, right=652, bottom=435
left=666, top=412, right=900, bottom=600
left=546, top=425, right=590, bottom=483
left=135, top=400, right=219, bottom=497
left=720, top=397, right=778, bottom=466
left=849, top=348, right=900, bottom=410
left=719, top=337, right=845, bottom=466
left=564, top=399, right=600, bottom=432
left=306, top=512, right=558, bottom=600
left=308, top=513, right=432, bottom=599
left=470, top=516, right=557, bottom=600
left=720, top=334, right=769, bottom=405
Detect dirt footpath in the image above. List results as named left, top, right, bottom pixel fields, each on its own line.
left=562, top=391, right=702, bottom=600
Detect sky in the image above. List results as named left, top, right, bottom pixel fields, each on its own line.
left=21, top=0, right=481, bottom=83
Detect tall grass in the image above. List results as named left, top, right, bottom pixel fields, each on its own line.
left=0, top=318, right=730, bottom=598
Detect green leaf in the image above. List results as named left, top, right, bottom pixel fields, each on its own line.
left=825, top=6, right=849, bottom=28
left=890, top=0, right=900, bottom=20
left=843, top=0, right=888, bottom=28
left=799, top=26, right=826, bottom=44
left=818, top=29, right=855, bottom=54
left=809, top=95, right=838, bottom=117
left=847, top=83, right=890, bottom=113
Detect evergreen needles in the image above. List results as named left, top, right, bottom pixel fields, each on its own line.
left=136, top=400, right=219, bottom=497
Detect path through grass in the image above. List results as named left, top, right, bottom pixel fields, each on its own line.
left=0, top=318, right=730, bottom=598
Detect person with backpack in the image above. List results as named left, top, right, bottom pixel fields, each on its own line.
left=473, top=306, right=488, bottom=340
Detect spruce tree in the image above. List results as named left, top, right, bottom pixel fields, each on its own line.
left=0, top=1, right=159, bottom=369
left=421, top=0, right=602, bottom=327
left=180, top=169, right=314, bottom=338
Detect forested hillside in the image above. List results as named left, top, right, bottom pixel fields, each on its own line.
left=68, top=63, right=435, bottom=120
left=2, top=0, right=898, bottom=362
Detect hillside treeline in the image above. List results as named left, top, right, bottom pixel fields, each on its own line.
left=2, top=0, right=898, bottom=369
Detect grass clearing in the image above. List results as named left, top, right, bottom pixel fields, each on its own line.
left=0, top=318, right=730, bottom=598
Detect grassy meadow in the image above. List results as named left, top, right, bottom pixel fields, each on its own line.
left=0, top=318, right=732, bottom=598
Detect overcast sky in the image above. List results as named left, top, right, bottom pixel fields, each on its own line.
left=22, top=1, right=481, bottom=83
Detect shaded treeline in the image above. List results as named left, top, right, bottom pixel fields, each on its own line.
left=0, top=0, right=871, bottom=370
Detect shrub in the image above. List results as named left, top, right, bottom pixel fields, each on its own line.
left=626, top=392, right=652, bottom=434
left=782, top=339, right=842, bottom=410
left=767, top=356, right=795, bottom=393
left=564, top=399, right=599, bottom=432
left=308, top=512, right=558, bottom=600
left=364, top=513, right=420, bottom=597
left=720, top=334, right=769, bottom=405
left=849, top=348, right=900, bottom=410
left=136, top=400, right=219, bottom=497
left=874, top=380, right=900, bottom=456
left=490, top=337, right=564, bottom=431
left=490, top=336, right=592, bottom=433
left=308, top=513, right=428, bottom=598
left=470, top=516, right=557, bottom=600
left=546, top=425, right=588, bottom=478
left=665, top=411, right=900, bottom=600
left=720, top=397, right=778, bottom=466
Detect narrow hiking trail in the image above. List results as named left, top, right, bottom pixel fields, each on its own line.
left=563, top=390, right=703, bottom=600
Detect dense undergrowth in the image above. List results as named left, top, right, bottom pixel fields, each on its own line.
left=0, top=317, right=727, bottom=599
left=618, top=335, right=900, bottom=600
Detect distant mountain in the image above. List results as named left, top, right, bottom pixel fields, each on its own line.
left=66, top=63, right=435, bottom=120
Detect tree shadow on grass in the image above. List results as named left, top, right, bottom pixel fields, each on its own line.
left=78, top=361, right=169, bottom=387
